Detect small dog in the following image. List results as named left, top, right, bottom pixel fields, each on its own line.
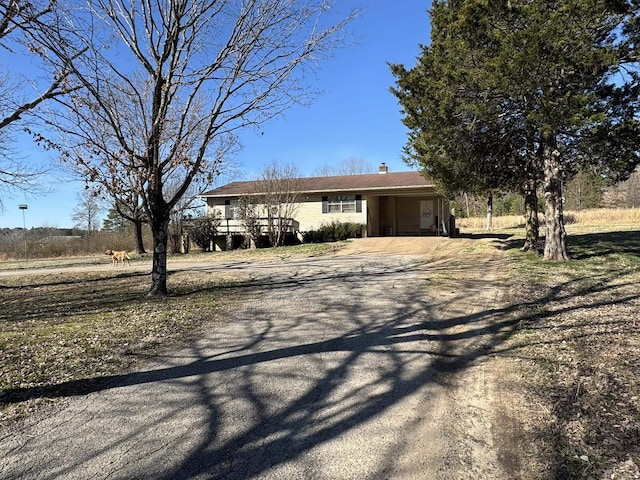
left=105, top=249, right=131, bottom=267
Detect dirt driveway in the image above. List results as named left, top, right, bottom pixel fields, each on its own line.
left=0, top=236, right=525, bottom=479
left=334, top=236, right=451, bottom=256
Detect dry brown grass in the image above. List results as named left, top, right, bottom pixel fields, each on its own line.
left=0, top=242, right=337, bottom=426
left=569, top=207, right=640, bottom=225
left=457, top=207, right=640, bottom=231
left=457, top=213, right=526, bottom=230
left=0, top=269, right=243, bottom=426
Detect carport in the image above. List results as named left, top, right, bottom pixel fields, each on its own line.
left=366, top=194, right=450, bottom=237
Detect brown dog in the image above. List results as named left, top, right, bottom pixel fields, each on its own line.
left=105, top=249, right=131, bottom=267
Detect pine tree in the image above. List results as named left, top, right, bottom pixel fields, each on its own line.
left=102, top=208, right=128, bottom=232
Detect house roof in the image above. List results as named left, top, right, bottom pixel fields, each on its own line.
left=200, top=171, right=436, bottom=198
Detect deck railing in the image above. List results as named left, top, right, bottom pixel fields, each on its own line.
left=219, top=217, right=300, bottom=235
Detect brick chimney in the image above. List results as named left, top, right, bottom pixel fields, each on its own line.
left=378, top=162, right=389, bottom=174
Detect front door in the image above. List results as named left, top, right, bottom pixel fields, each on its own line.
left=420, top=200, right=434, bottom=233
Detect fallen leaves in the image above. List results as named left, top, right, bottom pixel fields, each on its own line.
left=0, top=269, right=238, bottom=426
left=505, top=240, right=640, bottom=479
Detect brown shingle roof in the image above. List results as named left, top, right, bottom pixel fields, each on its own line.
left=200, top=171, right=435, bottom=198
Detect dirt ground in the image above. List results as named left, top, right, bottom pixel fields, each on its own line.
left=341, top=236, right=530, bottom=477
left=243, top=235, right=526, bottom=478
left=1, top=235, right=530, bottom=479
left=335, top=236, right=451, bottom=255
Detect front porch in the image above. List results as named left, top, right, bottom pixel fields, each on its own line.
left=217, top=217, right=300, bottom=236
left=212, top=217, right=300, bottom=251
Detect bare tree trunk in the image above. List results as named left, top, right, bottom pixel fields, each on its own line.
left=266, top=210, right=276, bottom=247
left=148, top=186, right=170, bottom=296
left=134, top=218, right=146, bottom=254
left=486, top=192, right=493, bottom=231
left=275, top=215, right=284, bottom=247
left=522, top=172, right=539, bottom=252
left=464, top=192, right=470, bottom=218
left=149, top=216, right=169, bottom=296
left=543, top=136, right=568, bottom=261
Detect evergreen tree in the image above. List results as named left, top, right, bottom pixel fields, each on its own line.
left=392, top=0, right=640, bottom=259
left=102, top=208, right=128, bottom=232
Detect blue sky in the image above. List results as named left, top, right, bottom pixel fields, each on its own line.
left=0, top=1, right=432, bottom=229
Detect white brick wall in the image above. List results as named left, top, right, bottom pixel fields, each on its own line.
left=295, top=195, right=366, bottom=231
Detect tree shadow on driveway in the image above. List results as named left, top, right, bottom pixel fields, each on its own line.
left=3, top=239, right=633, bottom=479
left=0, top=251, right=512, bottom=478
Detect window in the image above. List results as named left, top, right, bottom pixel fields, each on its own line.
left=323, top=195, right=361, bottom=213
left=230, top=199, right=240, bottom=219
left=225, top=199, right=240, bottom=219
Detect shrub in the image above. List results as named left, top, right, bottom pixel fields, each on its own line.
left=563, top=212, right=577, bottom=224
left=303, top=222, right=363, bottom=243
left=189, top=213, right=222, bottom=251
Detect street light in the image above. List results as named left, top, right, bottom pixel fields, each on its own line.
left=18, top=204, right=28, bottom=265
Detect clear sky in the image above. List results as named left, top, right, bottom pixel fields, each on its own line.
left=0, top=1, right=432, bottom=229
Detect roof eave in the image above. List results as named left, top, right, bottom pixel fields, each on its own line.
left=199, top=184, right=437, bottom=198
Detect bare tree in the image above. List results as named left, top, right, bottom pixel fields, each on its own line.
left=625, top=168, right=640, bottom=208
left=237, top=196, right=262, bottom=249
left=248, top=161, right=305, bottom=247
left=166, top=179, right=208, bottom=253
left=28, top=0, right=356, bottom=295
left=316, top=157, right=375, bottom=176
left=71, top=189, right=104, bottom=235
left=0, top=138, right=49, bottom=210
left=112, top=192, right=148, bottom=254
left=0, top=1, right=76, bottom=210
left=67, top=154, right=151, bottom=253
left=603, top=166, right=640, bottom=208
left=564, top=168, right=603, bottom=211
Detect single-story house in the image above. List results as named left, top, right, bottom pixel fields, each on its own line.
left=199, top=163, right=451, bottom=243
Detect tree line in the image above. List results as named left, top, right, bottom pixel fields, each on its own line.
left=451, top=166, right=640, bottom=218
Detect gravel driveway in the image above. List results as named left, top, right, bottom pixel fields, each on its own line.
left=1, top=238, right=520, bottom=479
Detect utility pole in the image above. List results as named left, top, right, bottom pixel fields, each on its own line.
left=19, top=204, right=28, bottom=265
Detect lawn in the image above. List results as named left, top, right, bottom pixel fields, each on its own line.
left=1, top=226, right=638, bottom=478
left=0, top=269, right=241, bottom=424
left=0, top=242, right=338, bottom=425
left=497, top=225, right=640, bottom=479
